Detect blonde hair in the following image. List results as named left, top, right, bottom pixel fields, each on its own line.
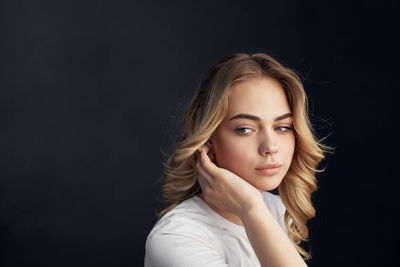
left=158, top=52, right=331, bottom=260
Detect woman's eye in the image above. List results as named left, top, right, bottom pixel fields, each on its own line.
left=276, top=125, right=293, bottom=133
left=235, top=128, right=252, bottom=135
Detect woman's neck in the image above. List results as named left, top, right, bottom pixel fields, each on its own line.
left=197, top=192, right=244, bottom=226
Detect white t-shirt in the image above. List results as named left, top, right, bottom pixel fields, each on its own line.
left=144, top=191, right=287, bottom=267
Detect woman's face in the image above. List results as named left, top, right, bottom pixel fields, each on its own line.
left=210, top=76, right=295, bottom=191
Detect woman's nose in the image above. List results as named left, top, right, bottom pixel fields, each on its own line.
left=259, top=133, right=279, bottom=156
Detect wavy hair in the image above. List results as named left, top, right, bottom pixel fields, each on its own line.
left=158, top=52, right=331, bottom=260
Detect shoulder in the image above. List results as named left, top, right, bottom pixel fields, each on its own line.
left=261, top=191, right=286, bottom=231
left=145, top=197, right=228, bottom=267
left=147, top=197, right=218, bottom=241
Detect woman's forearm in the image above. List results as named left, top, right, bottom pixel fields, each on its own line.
left=241, top=201, right=307, bottom=267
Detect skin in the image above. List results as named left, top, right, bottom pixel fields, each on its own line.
left=198, top=76, right=296, bottom=226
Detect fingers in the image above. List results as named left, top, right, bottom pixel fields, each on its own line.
left=196, top=159, right=210, bottom=181
left=195, top=159, right=212, bottom=194
left=198, top=145, right=218, bottom=175
left=196, top=145, right=217, bottom=188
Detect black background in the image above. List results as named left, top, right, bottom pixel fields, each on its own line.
left=1, top=0, right=399, bottom=266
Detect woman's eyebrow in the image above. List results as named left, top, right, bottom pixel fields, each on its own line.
left=228, top=112, right=293, bottom=122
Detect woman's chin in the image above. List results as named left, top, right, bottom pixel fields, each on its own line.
left=251, top=177, right=283, bottom=191
left=259, top=184, right=280, bottom=191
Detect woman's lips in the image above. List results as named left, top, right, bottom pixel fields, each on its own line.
left=255, top=163, right=282, bottom=176
left=256, top=167, right=281, bottom=175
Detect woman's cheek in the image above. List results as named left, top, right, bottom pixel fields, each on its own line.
left=217, top=140, right=251, bottom=171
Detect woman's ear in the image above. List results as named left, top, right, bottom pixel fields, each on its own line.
left=207, top=135, right=215, bottom=145
left=206, top=139, right=216, bottom=163
left=206, top=139, right=214, bottom=151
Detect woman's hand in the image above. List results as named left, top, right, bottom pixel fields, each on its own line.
left=195, top=145, right=264, bottom=219
left=196, top=145, right=307, bottom=267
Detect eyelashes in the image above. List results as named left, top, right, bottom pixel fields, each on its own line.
left=235, top=128, right=252, bottom=135
left=275, top=126, right=293, bottom=133
left=235, top=125, right=294, bottom=135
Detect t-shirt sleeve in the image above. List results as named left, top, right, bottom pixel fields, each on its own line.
left=145, top=229, right=229, bottom=267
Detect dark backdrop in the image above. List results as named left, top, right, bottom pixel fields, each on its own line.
left=1, top=0, right=398, bottom=266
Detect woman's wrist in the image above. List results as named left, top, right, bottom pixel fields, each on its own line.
left=238, top=193, right=269, bottom=221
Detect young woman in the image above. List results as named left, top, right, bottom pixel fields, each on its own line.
left=144, top=53, right=330, bottom=267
